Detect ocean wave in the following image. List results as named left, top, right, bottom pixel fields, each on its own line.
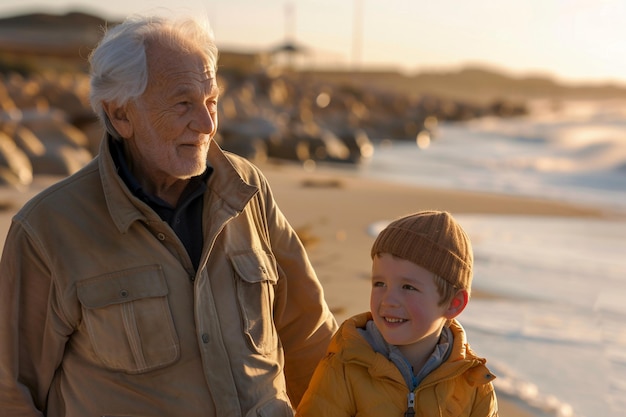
left=462, top=303, right=604, bottom=346
left=490, top=360, right=583, bottom=417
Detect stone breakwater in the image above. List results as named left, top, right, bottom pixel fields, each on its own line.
left=0, top=65, right=527, bottom=189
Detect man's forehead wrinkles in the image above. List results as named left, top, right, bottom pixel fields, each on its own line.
left=155, top=68, right=216, bottom=89
left=170, top=81, right=218, bottom=98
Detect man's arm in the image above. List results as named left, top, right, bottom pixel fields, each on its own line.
left=0, top=220, right=70, bottom=415
left=261, top=179, right=338, bottom=406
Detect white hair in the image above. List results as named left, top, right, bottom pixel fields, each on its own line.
left=88, top=15, right=218, bottom=138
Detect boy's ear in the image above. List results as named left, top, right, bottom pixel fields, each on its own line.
left=102, top=101, right=133, bottom=139
left=444, top=289, right=468, bottom=319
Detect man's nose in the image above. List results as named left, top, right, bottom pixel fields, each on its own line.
left=192, top=104, right=216, bottom=134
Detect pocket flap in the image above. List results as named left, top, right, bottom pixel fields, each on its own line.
left=77, top=265, right=168, bottom=309
left=230, top=250, right=278, bottom=284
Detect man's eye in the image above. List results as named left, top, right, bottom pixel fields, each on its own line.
left=173, top=101, right=190, bottom=110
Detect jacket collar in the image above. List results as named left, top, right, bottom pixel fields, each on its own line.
left=330, top=312, right=495, bottom=387
left=205, top=140, right=258, bottom=214
left=99, top=135, right=148, bottom=233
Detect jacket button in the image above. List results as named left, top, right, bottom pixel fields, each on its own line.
left=201, top=333, right=210, bottom=343
left=157, top=232, right=166, bottom=241
left=120, top=289, right=129, bottom=298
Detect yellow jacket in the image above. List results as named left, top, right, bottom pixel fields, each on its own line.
left=297, top=312, right=498, bottom=417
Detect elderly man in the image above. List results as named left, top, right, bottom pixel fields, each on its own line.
left=0, top=14, right=337, bottom=417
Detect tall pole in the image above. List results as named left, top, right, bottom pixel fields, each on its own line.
left=284, top=2, right=295, bottom=69
left=352, top=0, right=363, bottom=70
left=285, top=2, right=295, bottom=43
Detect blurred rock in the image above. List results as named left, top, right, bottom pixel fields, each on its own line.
left=0, top=131, right=32, bottom=187
left=17, top=109, right=93, bottom=176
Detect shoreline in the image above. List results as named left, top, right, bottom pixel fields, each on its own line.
left=257, top=159, right=608, bottom=317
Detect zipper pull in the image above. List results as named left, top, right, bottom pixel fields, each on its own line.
left=404, top=392, right=415, bottom=417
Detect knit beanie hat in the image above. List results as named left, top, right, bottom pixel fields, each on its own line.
left=371, top=211, right=473, bottom=289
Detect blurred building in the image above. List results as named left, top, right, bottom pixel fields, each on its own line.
left=0, top=11, right=108, bottom=73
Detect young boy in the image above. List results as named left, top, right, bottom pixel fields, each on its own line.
left=296, top=210, right=498, bottom=417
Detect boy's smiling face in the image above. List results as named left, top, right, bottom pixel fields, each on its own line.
left=370, top=253, right=453, bottom=358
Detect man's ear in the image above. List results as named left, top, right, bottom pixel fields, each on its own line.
left=102, top=101, right=133, bottom=139
left=444, top=289, right=469, bottom=320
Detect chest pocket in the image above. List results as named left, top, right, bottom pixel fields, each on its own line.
left=230, top=250, right=279, bottom=355
left=77, top=265, right=180, bottom=373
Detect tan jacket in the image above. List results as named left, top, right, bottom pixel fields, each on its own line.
left=297, top=313, right=498, bottom=417
left=0, top=137, right=337, bottom=417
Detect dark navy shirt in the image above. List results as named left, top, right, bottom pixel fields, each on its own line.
left=110, top=137, right=212, bottom=270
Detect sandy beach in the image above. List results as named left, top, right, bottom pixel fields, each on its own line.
left=0, top=161, right=608, bottom=417
left=258, top=160, right=604, bottom=319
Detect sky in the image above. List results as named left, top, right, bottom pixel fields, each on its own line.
left=1, top=0, right=625, bottom=86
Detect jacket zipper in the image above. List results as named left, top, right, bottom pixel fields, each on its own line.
left=404, top=391, right=415, bottom=417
